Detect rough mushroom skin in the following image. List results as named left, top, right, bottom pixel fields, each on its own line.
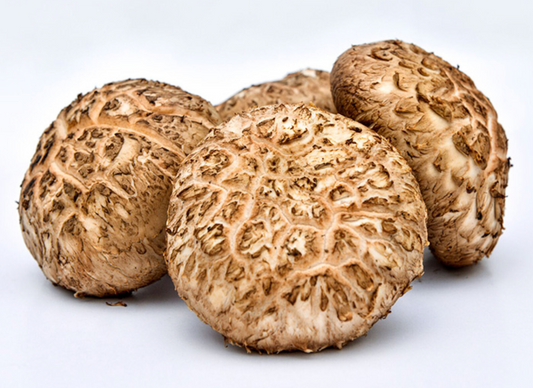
left=216, top=69, right=337, bottom=121
left=331, top=40, right=510, bottom=267
left=19, top=79, right=221, bottom=297
left=166, top=104, right=427, bottom=353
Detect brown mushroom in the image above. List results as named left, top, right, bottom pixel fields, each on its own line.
left=166, top=104, right=427, bottom=353
left=216, top=69, right=336, bottom=121
left=331, top=40, right=510, bottom=267
left=19, top=79, right=221, bottom=297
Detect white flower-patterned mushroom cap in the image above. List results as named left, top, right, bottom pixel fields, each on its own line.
left=19, top=79, right=221, bottom=297
left=331, top=40, right=510, bottom=266
left=216, top=69, right=336, bottom=121
left=166, top=104, right=427, bottom=353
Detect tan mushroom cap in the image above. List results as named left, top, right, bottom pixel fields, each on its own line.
left=216, top=69, right=337, bottom=121
left=331, top=40, right=510, bottom=267
left=19, top=79, right=221, bottom=297
left=166, top=104, right=427, bottom=353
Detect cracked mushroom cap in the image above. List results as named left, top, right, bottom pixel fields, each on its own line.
left=216, top=69, right=337, bottom=121
left=331, top=40, right=510, bottom=267
left=19, top=79, right=221, bottom=297
left=166, top=104, right=427, bottom=353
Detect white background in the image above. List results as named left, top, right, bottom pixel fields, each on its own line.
left=1, top=1, right=532, bottom=387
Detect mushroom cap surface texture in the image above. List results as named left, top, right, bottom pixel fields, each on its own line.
left=19, top=79, right=221, bottom=297
left=216, top=69, right=337, bottom=121
left=331, top=40, right=510, bottom=267
left=166, top=104, right=427, bottom=353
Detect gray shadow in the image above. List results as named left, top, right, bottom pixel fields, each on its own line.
left=416, top=248, right=492, bottom=287
left=45, top=273, right=185, bottom=308
left=126, top=275, right=184, bottom=307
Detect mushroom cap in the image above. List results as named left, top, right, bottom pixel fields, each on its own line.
left=216, top=69, right=337, bottom=121
left=166, top=104, right=427, bottom=353
left=19, top=79, right=221, bottom=297
left=331, top=40, right=510, bottom=266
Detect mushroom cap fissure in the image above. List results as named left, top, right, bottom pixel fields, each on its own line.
left=19, top=79, right=221, bottom=297
left=331, top=40, right=509, bottom=266
left=166, top=104, right=427, bottom=352
left=216, top=69, right=337, bottom=121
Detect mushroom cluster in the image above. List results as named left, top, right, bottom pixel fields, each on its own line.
left=19, top=40, right=509, bottom=352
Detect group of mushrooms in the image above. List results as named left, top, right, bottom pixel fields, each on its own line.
left=19, top=40, right=510, bottom=353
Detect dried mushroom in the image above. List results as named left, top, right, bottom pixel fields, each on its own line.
left=166, top=104, right=427, bottom=353
left=19, top=79, right=221, bottom=297
left=216, top=69, right=336, bottom=121
left=331, top=40, right=510, bottom=266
